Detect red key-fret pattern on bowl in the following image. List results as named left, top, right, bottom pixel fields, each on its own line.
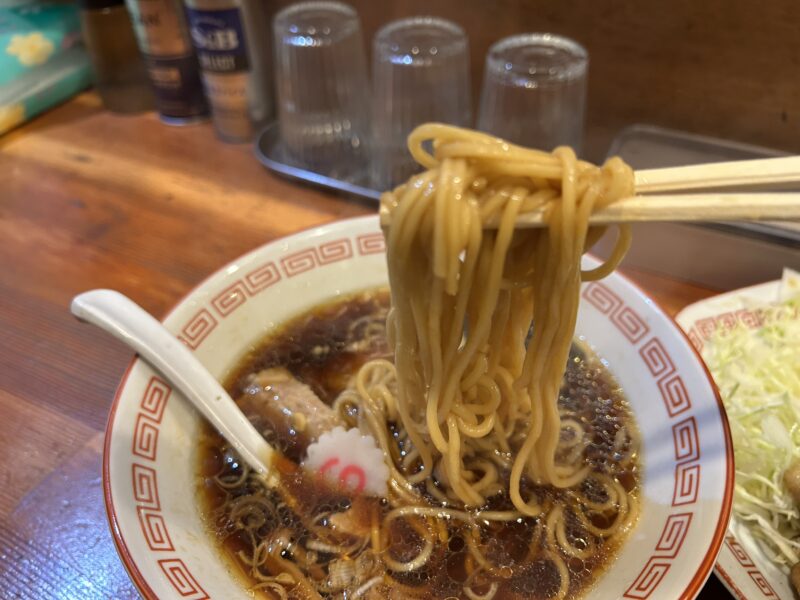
left=583, top=281, right=705, bottom=599
left=104, top=217, right=732, bottom=600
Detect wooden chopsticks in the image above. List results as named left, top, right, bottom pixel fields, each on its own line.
left=634, top=156, right=800, bottom=193
left=378, top=156, right=800, bottom=229
left=512, top=193, right=800, bottom=228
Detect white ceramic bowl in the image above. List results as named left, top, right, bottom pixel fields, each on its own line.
left=103, top=215, right=733, bottom=599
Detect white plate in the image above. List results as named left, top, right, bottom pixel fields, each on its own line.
left=677, top=271, right=799, bottom=600
left=103, top=215, right=733, bottom=599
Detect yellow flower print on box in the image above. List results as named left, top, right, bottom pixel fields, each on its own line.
left=0, top=104, right=25, bottom=134
left=6, top=32, right=54, bottom=67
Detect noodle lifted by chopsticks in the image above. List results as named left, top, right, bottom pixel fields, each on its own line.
left=372, top=123, right=635, bottom=515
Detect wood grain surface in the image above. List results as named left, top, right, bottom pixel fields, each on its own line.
left=0, top=92, right=732, bottom=598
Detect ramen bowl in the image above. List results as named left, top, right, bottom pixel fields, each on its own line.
left=103, top=215, right=733, bottom=599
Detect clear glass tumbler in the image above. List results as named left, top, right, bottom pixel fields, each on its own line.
left=477, top=33, right=588, bottom=153
left=273, top=1, right=370, bottom=179
left=371, top=16, right=471, bottom=190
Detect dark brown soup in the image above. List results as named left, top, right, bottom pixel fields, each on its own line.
left=198, top=289, right=640, bottom=600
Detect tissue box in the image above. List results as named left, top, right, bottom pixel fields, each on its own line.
left=0, top=2, right=91, bottom=135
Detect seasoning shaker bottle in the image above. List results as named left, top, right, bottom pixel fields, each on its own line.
left=80, top=0, right=154, bottom=113
left=125, top=0, right=208, bottom=124
left=184, top=0, right=272, bottom=142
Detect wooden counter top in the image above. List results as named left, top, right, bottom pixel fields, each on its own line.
left=0, top=92, right=729, bottom=598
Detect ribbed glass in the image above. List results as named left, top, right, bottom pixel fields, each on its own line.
left=370, top=16, right=471, bottom=190
left=477, top=33, right=588, bottom=153
left=273, top=1, right=370, bottom=180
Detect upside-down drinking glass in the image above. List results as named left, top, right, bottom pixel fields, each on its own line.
left=371, top=16, right=471, bottom=190
left=477, top=33, right=588, bottom=153
left=273, top=1, right=370, bottom=180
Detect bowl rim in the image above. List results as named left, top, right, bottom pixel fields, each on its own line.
left=101, top=215, right=734, bottom=599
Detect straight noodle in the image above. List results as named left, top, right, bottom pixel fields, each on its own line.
left=367, top=123, right=635, bottom=515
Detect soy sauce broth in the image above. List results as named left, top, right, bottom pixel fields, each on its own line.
left=197, top=288, right=640, bottom=599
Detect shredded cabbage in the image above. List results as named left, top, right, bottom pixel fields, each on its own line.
left=702, top=296, right=800, bottom=571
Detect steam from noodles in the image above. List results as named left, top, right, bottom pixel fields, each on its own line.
left=360, top=123, right=635, bottom=515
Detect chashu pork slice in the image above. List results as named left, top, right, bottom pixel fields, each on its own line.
left=237, top=367, right=342, bottom=462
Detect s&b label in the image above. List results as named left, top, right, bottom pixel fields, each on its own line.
left=186, top=7, right=249, bottom=73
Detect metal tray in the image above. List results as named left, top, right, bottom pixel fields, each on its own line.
left=596, top=124, right=799, bottom=289
left=607, top=124, right=800, bottom=242
left=254, top=122, right=381, bottom=202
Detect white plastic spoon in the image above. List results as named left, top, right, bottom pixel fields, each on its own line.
left=71, top=289, right=275, bottom=478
